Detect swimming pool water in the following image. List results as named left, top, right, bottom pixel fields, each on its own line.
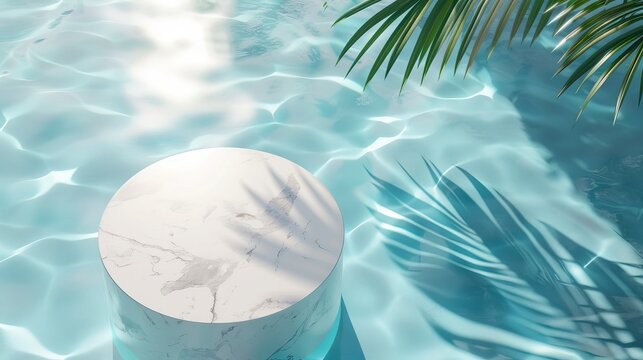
left=0, top=0, right=641, bottom=359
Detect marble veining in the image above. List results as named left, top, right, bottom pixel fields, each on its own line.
left=106, top=248, right=343, bottom=359
left=99, top=148, right=343, bottom=323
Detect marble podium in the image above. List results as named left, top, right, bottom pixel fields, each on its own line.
left=98, top=148, right=344, bottom=360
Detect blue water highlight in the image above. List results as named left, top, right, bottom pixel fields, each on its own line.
left=0, top=0, right=641, bottom=359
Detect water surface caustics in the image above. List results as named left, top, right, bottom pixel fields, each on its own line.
left=0, top=0, right=641, bottom=359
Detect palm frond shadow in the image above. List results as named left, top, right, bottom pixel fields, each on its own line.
left=367, top=158, right=643, bottom=358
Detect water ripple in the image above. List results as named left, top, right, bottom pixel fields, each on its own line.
left=0, top=0, right=640, bottom=359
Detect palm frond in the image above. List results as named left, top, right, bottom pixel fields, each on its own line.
left=556, top=0, right=643, bottom=122
left=367, top=159, right=643, bottom=358
left=334, top=0, right=643, bottom=122
left=334, top=0, right=558, bottom=86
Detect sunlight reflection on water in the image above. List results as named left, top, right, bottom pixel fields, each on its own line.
left=0, top=0, right=641, bottom=359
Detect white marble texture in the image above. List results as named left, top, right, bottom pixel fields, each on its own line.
left=106, top=254, right=342, bottom=359
left=98, top=148, right=344, bottom=359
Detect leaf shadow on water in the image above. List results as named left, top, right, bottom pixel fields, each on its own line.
left=367, top=157, right=643, bottom=359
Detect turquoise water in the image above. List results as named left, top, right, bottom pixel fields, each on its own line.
left=0, top=0, right=641, bottom=359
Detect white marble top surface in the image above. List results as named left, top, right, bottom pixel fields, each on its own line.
left=98, top=148, right=343, bottom=323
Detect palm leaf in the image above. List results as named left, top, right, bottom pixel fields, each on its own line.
left=556, top=0, right=643, bottom=122
left=334, top=0, right=557, bottom=83
left=334, top=0, right=643, bottom=122
left=367, top=159, right=643, bottom=358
